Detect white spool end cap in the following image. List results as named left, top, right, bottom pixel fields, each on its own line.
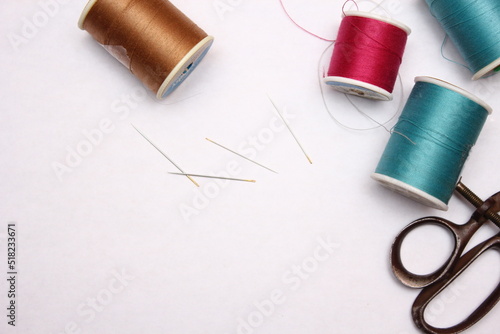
left=343, top=11, right=412, bottom=35
left=156, top=35, right=214, bottom=99
left=371, top=173, right=448, bottom=211
left=78, top=0, right=99, bottom=30
left=323, top=76, right=393, bottom=100
left=472, top=57, right=500, bottom=81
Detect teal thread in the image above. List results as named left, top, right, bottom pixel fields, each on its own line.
left=375, top=80, right=489, bottom=204
left=425, top=0, right=500, bottom=76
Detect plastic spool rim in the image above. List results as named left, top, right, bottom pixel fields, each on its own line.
left=371, top=173, right=448, bottom=211
left=156, top=35, right=214, bottom=99
left=343, top=11, right=412, bottom=35
left=472, top=57, right=500, bottom=80
left=78, top=0, right=98, bottom=29
left=415, top=76, right=492, bottom=114
left=323, top=76, right=393, bottom=100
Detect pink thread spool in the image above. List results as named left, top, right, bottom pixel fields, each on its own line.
left=324, top=12, right=411, bottom=101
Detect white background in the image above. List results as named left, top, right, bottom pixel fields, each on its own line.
left=1, top=0, right=499, bottom=333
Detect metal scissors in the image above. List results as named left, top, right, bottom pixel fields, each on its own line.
left=390, top=181, right=500, bottom=334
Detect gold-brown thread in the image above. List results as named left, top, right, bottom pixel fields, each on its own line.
left=80, top=0, right=210, bottom=97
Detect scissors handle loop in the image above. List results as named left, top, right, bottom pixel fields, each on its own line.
left=390, top=216, right=482, bottom=288
left=411, top=235, right=500, bottom=334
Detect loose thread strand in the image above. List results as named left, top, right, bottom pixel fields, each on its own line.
left=319, top=41, right=404, bottom=131
left=278, top=0, right=335, bottom=42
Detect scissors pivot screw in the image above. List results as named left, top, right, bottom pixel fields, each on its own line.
left=456, top=181, right=500, bottom=226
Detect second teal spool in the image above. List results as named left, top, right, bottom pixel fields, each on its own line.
left=425, top=0, right=500, bottom=80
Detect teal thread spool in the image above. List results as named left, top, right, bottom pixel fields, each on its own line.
left=425, top=0, right=500, bottom=80
left=372, top=77, right=492, bottom=210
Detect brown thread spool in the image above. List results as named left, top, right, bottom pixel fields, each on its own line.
left=78, top=0, right=214, bottom=99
